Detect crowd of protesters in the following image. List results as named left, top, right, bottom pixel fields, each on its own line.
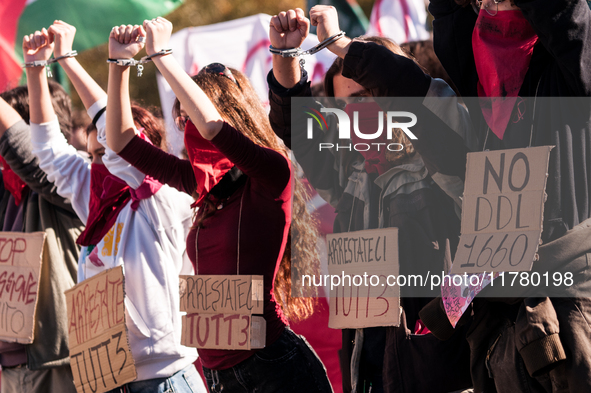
left=0, top=0, right=589, bottom=392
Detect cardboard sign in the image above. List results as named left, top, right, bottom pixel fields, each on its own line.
left=179, top=275, right=264, bottom=314
left=181, top=313, right=266, bottom=350
left=179, top=275, right=266, bottom=350
left=326, top=228, right=400, bottom=329
left=451, top=147, right=552, bottom=273
left=65, top=266, right=136, bottom=393
left=0, top=232, right=45, bottom=343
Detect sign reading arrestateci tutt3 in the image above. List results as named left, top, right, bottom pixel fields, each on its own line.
left=179, top=274, right=266, bottom=350
left=65, top=265, right=136, bottom=393
left=325, top=228, right=400, bottom=329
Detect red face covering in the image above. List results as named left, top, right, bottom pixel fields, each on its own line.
left=472, top=9, right=538, bottom=140
left=184, top=119, right=234, bottom=206
left=0, top=156, right=28, bottom=205
left=346, top=102, right=391, bottom=175
left=77, top=163, right=131, bottom=246
left=77, top=132, right=162, bottom=247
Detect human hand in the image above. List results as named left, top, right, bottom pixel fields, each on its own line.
left=309, top=5, right=341, bottom=43
left=23, top=28, right=54, bottom=63
left=143, top=17, right=172, bottom=56
left=109, top=24, right=145, bottom=59
left=48, top=20, right=76, bottom=58
left=269, top=8, right=309, bottom=49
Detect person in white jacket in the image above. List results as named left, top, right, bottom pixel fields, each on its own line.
left=23, top=22, right=207, bottom=392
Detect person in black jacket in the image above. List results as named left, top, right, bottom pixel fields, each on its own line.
left=0, top=85, right=82, bottom=393
left=418, top=0, right=591, bottom=391
left=268, top=6, right=473, bottom=393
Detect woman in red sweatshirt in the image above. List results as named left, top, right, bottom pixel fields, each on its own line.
left=103, top=20, right=333, bottom=393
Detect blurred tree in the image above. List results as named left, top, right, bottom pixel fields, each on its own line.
left=72, top=0, right=373, bottom=111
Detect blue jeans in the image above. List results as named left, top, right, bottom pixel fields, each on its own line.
left=105, top=364, right=203, bottom=393
left=203, top=328, right=333, bottom=393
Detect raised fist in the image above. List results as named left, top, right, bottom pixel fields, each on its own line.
left=269, top=8, right=309, bottom=50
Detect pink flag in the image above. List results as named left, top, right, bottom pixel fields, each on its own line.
left=0, top=0, right=27, bottom=91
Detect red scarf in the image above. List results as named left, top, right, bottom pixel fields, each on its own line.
left=77, top=134, right=163, bottom=246
left=346, top=102, right=391, bottom=175
left=0, top=156, right=28, bottom=205
left=472, top=9, right=538, bottom=140
left=184, top=119, right=234, bottom=206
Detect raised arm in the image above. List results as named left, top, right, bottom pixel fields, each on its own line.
left=105, top=24, right=145, bottom=154
left=49, top=21, right=107, bottom=109
left=0, top=98, right=23, bottom=137
left=142, top=17, right=224, bottom=141
left=24, top=29, right=91, bottom=222
left=25, top=28, right=56, bottom=126
left=267, top=8, right=347, bottom=206
left=0, top=97, right=70, bottom=209
left=269, top=8, right=310, bottom=90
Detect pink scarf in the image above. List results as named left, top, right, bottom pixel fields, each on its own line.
left=472, top=10, right=538, bottom=140
left=77, top=133, right=162, bottom=246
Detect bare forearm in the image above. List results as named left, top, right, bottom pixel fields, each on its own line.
left=59, top=57, right=107, bottom=110
left=272, top=56, right=301, bottom=88
left=106, top=64, right=135, bottom=153
left=26, top=67, right=56, bottom=124
left=152, top=54, right=223, bottom=140
left=328, top=36, right=352, bottom=59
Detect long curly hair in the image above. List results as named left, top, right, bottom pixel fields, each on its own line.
left=173, top=68, right=320, bottom=322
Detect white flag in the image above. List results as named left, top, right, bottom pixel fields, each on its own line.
left=156, top=14, right=337, bottom=156
left=366, top=0, right=430, bottom=44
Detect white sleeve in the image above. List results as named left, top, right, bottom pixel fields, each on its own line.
left=31, top=118, right=91, bottom=224
left=90, top=99, right=147, bottom=190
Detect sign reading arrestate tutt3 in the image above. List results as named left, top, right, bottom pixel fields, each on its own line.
left=65, top=266, right=136, bottom=393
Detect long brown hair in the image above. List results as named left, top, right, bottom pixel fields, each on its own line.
left=1, top=81, right=73, bottom=138
left=173, top=68, right=320, bottom=321
left=85, top=104, right=167, bottom=150
left=130, top=104, right=167, bottom=151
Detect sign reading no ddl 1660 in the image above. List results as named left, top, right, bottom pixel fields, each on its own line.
left=325, top=228, right=400, bottom=329
left=451, top=146, right=553, bottom=274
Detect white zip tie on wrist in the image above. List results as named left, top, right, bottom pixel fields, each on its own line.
left=107, top=49, right=173, bottom=77
left=269, top=31, right=346, bottom=68
left=23, top=51, right=78, bottom=77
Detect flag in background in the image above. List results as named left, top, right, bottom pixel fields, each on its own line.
left=366, top=0, right=430, bottom=43
left=1, top=0, right=183, bottom=91
left=0, top=0, right=28, bottom=91
left=156, top=13, right=337, bottom=157
left=307, top=0, right=369, bottom=39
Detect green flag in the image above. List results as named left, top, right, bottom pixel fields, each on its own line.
left=307, top=0, right=369, bottom=39
left=15, top=0, right=183, bottom=59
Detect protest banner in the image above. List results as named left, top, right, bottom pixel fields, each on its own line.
left=0, top=231, right=45, bottom=343
left=65, top=266, right=136, bottom=393
left=451, top=146, right=553, bottom=274
left=179, top=275, right=266, bottom=350
left=325, top=228, right=400, bottom=329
